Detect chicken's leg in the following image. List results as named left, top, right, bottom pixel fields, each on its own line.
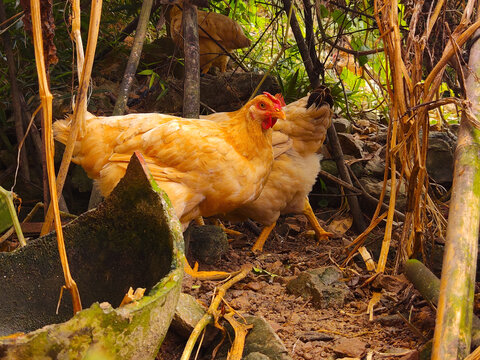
left=184, top=257, right=235, bottom=281
left=303, top=197, right=333, bottom=242
left=195, top=216, right=243, bottom=236
left=194, top=217, right=205, bottom=225
left=213, top=219, right=243, bottom=236
left=251, top=222, right=276, bottom=253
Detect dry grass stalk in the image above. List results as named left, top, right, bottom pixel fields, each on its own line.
left=372, top=0, right=480, bottom=274
left=180, top=264, right=252, bottom=360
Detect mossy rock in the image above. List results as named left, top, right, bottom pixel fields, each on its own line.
left=0, top=152, right=184, bottom=359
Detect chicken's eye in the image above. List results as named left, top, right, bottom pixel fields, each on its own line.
left=259, top=102, right=266, bottom=109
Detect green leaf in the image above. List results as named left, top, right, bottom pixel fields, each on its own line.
left=358, top=55, right=369, bottom=67
left=138, top=69, right=154, bottom=76
left=0, top=191, right=12, bottom=234
left=318, top=4, right=329, bottom=18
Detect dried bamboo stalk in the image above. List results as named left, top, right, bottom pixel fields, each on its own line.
left=30, top=0, right=81, bottom=313
left=41, top=0, right=102, bottom=236
left=431, top=29, right=480, bottom=358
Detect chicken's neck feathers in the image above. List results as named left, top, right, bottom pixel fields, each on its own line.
left=217, top=106, right=273, bottom=160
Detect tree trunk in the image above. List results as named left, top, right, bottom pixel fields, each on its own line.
left=182, top=0, right=200, bottom=118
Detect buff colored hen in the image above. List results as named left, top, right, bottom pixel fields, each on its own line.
left=54, top=94, right=284, bottom=228
left=204, top=86, right=334, bottom=252
left=169, top=3, right=251, bottom=73
left=54, top=94, right=285, bottom=278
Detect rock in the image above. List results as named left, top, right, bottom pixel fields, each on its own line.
left=333, top=117, right=352, bottom=133
left=185, top=225, right=228, bottom=264
left=372, top=274, right=408, bottom=293
left=365, top=155, right=385, bottom=178
left=286, top=267, right=350, bottom=309
left=359, top=176, right=407, bottom=211
left=332, top=337, right=367, bottom=358
left=216, top=315, right=291, bottom=360
left=337, top=133, right=364, bottom=158
left=242, top=316, right=291, bottom=360
left=427, top=133, right=455, bottom=184
left=297, top=331, right=335, bottom=342
left=321, top=159, right=339, bottom=176
left=244, top=352, right=271, bottom=360
left=171, top=293, right=217, bottom=342
left=350, top=161, right=367, bottom=178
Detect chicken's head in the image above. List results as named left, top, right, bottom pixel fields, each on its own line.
left=249, top=92, right=286, bottom=130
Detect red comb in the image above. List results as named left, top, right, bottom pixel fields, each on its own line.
left=263, top=92, right=283, bottom=108
left=274, top=93, right=286, bottom=107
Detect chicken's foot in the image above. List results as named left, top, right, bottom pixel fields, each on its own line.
left=213, top=219, right=243, bottom=236
left=184, top=257, right=236, bottom=281
left=303, top=198, right=333, bottom=242
left=251, top=222, right=276, bottom=253
left=194, top=216, right=205, bottom=225
left=195, top=217, right=243, bottom=236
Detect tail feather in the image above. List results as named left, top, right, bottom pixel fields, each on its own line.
left=307, top=85, right=334, bottom=109
left=53, top=119, right=71, bottom=145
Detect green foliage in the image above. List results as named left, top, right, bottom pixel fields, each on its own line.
left=0, top=190, right=13, bottom=234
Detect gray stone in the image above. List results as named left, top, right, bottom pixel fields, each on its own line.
left=427, top=134, right=454, bottom=184
left=337, top=133, right=364, bottom=158
left=350, top=161, right=367, bottom=178
left=242, top=316, right=291, bottom=360
left=333, top=117, right=352, bottom=133
left=172, top=294, right=203, bottom=335
left=359, top=176, right=407, bottom=211
left=321, top=159, right=339, bottom=176
left=244, top=352, right=271, bottom=360
left=286, top=267, right=350, bottom=309
left=365, top=155, right=385, bottom=178
left=186, top=225, right=228, bottom=264
left=216, top=315, right=291, bottom=360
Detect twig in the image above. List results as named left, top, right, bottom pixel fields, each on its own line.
left=224, top=312, right=253, bottom=360
left=247, top=3, right=293, bottom=101
left=113, top=0, right=154, bottom=115
left=180, top=264, right=252, bottom=360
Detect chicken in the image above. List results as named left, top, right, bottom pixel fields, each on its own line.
left=203, top=86, right=334, bottom=252
left=169, top=3, right=251, bottom=74
left=54, top=93, right=285, bottom=278
left=54, top=93, right=284, bottom=225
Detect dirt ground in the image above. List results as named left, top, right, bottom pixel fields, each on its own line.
left=157, top=212, right=431, bottom=360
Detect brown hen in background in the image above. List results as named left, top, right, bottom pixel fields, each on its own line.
left=169, top=2, right=251, bottom=74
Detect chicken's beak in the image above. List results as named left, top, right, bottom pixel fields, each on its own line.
left=275, top=108, right=286, bottom=120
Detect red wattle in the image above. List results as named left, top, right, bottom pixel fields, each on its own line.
left=262, top=115, right=272, bottom=129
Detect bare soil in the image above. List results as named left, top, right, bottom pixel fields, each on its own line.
left=157, top=213, right=431, bottom=360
